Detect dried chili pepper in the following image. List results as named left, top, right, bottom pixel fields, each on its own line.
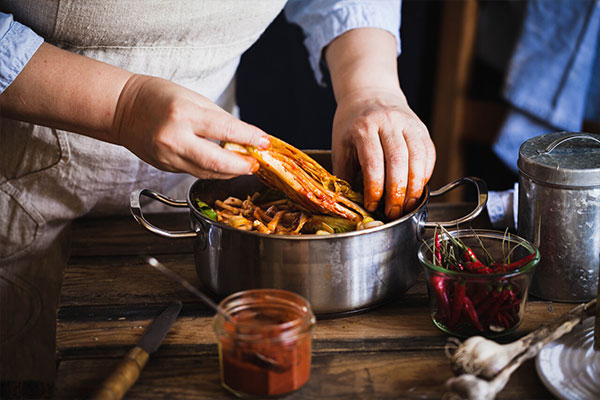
left=501, top=310, right=516, bottom=325
left=449, top=280, right=466, bottom=328
left=464, top=261, right=493, bottom=274
left=485, top=288, right=510, bottom=324
left=435, top=231, right=443, bottom=267
left=469, top=285, right=490, bottom=307
left=498, top=299, right=521, bottom=312
left=496, top=252, right=537, bottom=273
left=430, top=275, right=451, bottom=321
left=463, top=296, right=484, bottom=332
left=475, top=285, right=502, bottom=316
left=495, top=312, right=511, bottom=329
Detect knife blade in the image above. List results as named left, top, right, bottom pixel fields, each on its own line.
left=92, top=301, right=182, bottom=400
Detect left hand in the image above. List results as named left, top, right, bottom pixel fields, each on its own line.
left=332, top=87, right=435, bottom=220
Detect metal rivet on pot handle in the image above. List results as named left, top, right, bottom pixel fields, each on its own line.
left=129, top=189, right=197, bottom=239
left=422, top=176, right=488, bottom=229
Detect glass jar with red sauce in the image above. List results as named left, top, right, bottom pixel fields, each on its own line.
left=213, top=289, right=315, bottom=398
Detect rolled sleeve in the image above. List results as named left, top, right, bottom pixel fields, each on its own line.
left=284, top=0, right=401, bottom=85
left=0, top=13, right=44, bottom=94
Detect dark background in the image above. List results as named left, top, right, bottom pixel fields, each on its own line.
left=236, top=1, right=520, bottom=196
left=236, top=1, right=441, bottom=150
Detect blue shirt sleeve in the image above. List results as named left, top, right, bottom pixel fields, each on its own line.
left=0, top=12, right=44, bottom=94
left=284, top=0, right=402, bottom=85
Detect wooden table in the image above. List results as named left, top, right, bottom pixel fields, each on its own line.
left=54, top=203, right=567, bottom=399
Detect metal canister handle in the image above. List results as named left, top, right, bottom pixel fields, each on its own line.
left=422, top=176, right=488, bottom=228
left=129, top=189, right=197, bottom=238
left=540, top=133, right=600, bottom=154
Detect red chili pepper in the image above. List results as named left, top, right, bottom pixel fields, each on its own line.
left=475, top=286, right=502, bottom=316
left=485, top=289, right=510, bottom=323
left=498, top=252, right=537, bottom=272
left=435, top=232, right=443, bottom=267
left=430, top=275, right=451, bottom=322
left=469, top=286, right=490, bottom=307
left=495, top=312, right=511, bottom=329
left=501, top=310, right=516, bottom=325
left=463, top=296, right=484, bottom=332
left=449, top=280, right=466, bottom=328
left=462, top=247, right=481, bottom=264
left=498, top=299, right=521, bottom=312
left=464, top=261, right=493, bottom=274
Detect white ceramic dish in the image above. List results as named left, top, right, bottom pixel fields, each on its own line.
left=536, top=317, right=600, bottom=400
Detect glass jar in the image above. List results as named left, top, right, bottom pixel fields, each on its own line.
left=213, top=289, right=315, bottom=398
left=418, top=229, right=539, bottom=338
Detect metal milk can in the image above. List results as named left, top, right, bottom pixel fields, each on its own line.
left=517, top=132, right=600, bottom=302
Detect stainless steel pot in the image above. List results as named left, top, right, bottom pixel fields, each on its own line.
left=130, top=153, right=488, bottom=316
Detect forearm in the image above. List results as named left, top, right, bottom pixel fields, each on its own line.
left=0, top=42, right=132, bottom=143
left=325, top=28, right=404, bottom=103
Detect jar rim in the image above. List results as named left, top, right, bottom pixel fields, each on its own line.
left=418, top=229, right=539, bottom=278
left=213, top=289, right=315, bottom=343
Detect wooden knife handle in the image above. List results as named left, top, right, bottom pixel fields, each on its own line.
left=91, top=346, right=150, bottom=400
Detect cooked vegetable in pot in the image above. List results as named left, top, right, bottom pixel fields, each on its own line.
left=195, top=191, right=383, bottom=235
left=196, top=135, right=384, bottom=235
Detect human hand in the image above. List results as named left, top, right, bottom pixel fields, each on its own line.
left=113, top=74, right=270, bottom=179
left=331, top=87, right=436, bottom=220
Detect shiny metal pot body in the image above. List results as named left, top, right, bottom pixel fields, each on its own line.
left=518, top=133, right=600, bottom=302
left=131, top=153, right=487, bottom=315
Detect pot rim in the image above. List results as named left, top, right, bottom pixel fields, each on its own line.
left=187, top=185, right=429, bottom=240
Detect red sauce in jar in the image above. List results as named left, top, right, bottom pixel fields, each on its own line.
left=214, top=289, right=315, bottom=397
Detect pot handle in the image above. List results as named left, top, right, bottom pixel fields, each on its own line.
left=539, top=133, right=600, bottom=154
left=422, top=176, right=488, bottom=228
left=129, top=189, right=197, bottom=238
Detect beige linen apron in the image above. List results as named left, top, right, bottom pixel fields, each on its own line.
left=0, top=0, right=286, bottom=384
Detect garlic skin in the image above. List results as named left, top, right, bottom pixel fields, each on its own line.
left=449, top=336, right=526, bottom=379
left=445, top=374, right=495, bottom=400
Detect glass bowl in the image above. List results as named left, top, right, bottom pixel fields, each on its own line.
left=418, top=229, right=539, bottom=338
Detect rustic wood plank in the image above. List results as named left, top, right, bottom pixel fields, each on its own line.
left=57, top=298, right=575, bottom=358
left=69, top=213, right=194, bottom=257
left=59, top=254, right=199, bottom=307
left=57, top=206, right=563, bottom=399
left=53, top=351, right=554, bottom=400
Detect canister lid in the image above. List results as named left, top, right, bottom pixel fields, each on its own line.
left=518, top=132, right=600, bottom=187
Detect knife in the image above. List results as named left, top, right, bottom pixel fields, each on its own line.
left=92, top=301, right=182, bottom=400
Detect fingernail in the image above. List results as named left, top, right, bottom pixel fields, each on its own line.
left=387, top=205, right=402, bottom=220
left=367, top=201, right=379, bottom=212
left=248, top=161, right=260, bottom=174
left=405, top=197, right=419, bottom=212
left=258, top=136, right=270, bottom=150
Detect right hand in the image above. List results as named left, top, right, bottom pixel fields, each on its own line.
left=112, top=74, right=270, bottom=179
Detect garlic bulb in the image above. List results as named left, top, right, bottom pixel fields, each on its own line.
left=448, top=336, right=526, bottom=379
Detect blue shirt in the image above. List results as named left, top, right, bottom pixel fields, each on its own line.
left=0, top=13, right=43, bottom=93
left=493, top=0, right=600, bottom=172
left=0, top=1, right=400, bottom=94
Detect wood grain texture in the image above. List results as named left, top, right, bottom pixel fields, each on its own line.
left=55, top=205, right=564, bottom=399
left=54, top=352, right=553, bottom=400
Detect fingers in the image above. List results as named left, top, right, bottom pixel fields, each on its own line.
left=332, top=143, right=358, bottom=187
left=379, top=123, right=409, bottom=220
left=352, top=124, right=385, bottom=213
left=191, top=108, right=271, bottom=150
left=402, top=121, right=430, bottom=214
left=341, top=112, right=434, bottom=220
left=173, top=133, right=260, bottom=177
